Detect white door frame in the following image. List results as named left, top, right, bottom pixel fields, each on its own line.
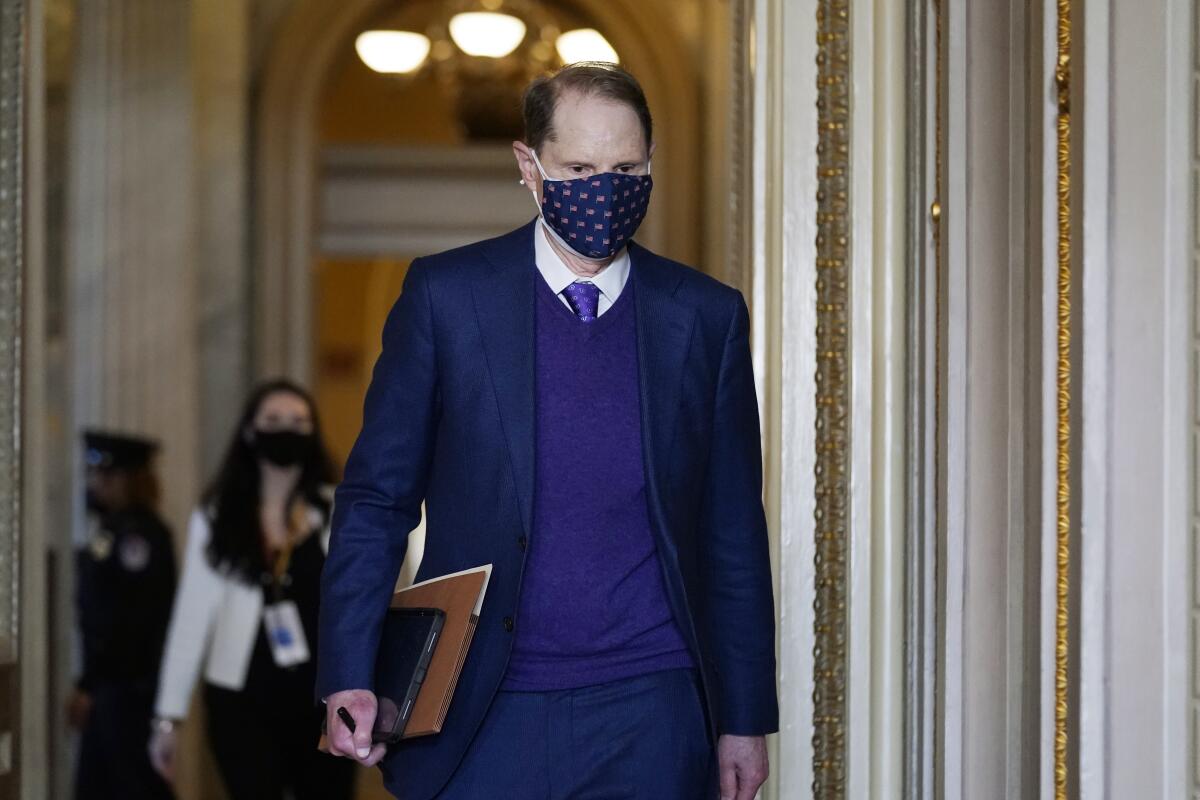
left=1083, top=0, right=1193, bottom=795
left=750, top=0, right=908, bottom=796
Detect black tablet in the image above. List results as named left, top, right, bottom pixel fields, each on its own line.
left=372, top=606, right=446, bottom=744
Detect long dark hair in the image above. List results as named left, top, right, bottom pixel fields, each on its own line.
left=202, top=379, right=336, bottom=580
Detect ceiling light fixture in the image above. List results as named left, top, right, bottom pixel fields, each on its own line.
left=555, top=28, right=619, bottom=65
left=448, top=11, right=527, bottom=58
left=355, top=30, right=432, bottom=74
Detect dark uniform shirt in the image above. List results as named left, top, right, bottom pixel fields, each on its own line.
left=74, top=505, right=177, bottom=800
left=76, top=506, right=177, bottom=692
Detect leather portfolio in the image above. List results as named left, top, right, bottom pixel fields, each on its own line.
left=389, top=564, right=491, bottom=738
left=317, top=564, right=491, bottom=751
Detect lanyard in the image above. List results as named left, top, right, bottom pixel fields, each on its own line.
left=268, top=502, right=306, bottom=602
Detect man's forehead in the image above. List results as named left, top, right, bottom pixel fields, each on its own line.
left=544, top=90, right=649, bottom=158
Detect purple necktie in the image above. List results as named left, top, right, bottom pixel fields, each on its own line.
left=562, top=282, right=601, bottom=322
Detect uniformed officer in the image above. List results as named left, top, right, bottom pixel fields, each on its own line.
left=69, top=431, right=177, bottom=800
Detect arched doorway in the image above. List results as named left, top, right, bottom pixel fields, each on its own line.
left=254, top=0, right=714, bottom=383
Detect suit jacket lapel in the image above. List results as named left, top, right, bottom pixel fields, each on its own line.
left=631, top=244, right=696, bottom=544
left=472, top=222, right=538, bottom=538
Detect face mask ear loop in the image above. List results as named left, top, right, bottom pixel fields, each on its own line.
left=526, top=185, right=542, bottom=216
left=530, top=149, right=551, bottom=181
left=525, top=149, right=552, bottom=215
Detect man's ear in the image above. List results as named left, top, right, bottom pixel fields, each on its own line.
left=512, top=141, right=540, bottom=189
left=647, top=140, right=657, bottom=166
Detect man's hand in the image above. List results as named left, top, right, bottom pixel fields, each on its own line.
left=324, top=689, right=388, bottom=767
left=717, top=734, right=769, bottom=800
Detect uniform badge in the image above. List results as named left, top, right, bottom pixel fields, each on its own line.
left=88, top=530, right=114, bottom=561
left=118, top=534, right=151, bottom=572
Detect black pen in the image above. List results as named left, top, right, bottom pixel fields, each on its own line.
left=337, top=706, right=357, bottom=734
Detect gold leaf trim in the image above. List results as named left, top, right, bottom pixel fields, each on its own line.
left=1053, top=0, right=1073, bottom=794
left=812, top=0, right=851, bottom=794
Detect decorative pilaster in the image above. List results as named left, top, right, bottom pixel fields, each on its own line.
left=192, top=0, right=251, bottom=477
left=67, top=0, right=199, bottom=532
left=0, top=0, right=23, bottom=668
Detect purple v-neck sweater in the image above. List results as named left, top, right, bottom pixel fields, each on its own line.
left=500, top=272, right=694, bottom=691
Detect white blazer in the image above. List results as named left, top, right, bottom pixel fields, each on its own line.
left=154, top=505, right=328, bottom=720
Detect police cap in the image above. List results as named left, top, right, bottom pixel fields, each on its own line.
left=82, top=430, right=159, bottom=471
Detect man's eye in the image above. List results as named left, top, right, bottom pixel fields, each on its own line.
left=570, top=165, right=586, bottom=174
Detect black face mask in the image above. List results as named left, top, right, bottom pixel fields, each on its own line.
left=252, top=429, right=314, bottom=467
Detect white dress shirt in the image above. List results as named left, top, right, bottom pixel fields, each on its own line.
left=534, top=220, right=630, bottom=317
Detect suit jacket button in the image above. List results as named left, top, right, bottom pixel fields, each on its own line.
left=503, top=616, right=514, bottom=632
left=517, top=536, right=527, bottom=551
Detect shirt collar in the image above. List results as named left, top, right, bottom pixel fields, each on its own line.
left=534, top=220, right=630, bottom=302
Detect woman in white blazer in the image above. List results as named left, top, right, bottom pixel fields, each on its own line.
left=147, top=380, right=355, bottom=800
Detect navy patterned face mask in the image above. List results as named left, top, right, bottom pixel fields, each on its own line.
left=531, top=150, right=653, bottom=260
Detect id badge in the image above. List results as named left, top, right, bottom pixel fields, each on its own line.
left=263, top=601, right=310, bottom=667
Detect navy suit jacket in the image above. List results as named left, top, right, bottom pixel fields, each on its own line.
left=317, top=221, right=778, bottom=799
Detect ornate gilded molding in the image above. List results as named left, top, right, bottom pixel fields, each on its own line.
left=812, top=0, right=851, bottom=793
left=1053, top=0, right=1073, bottom=795
left=0, top=0, right=24, bottom=665
left=728, top=0, right=754, bottom=294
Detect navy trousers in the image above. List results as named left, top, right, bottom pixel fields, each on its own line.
left=75, top=683, right=174, bottom=800
left=430, top=668, right=715, bottom=800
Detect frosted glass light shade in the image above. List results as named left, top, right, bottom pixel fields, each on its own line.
left=555, top=28, right=619, bottom=65
left=448, top=12, right=527, bottom=58
left=356, top=30, right=432, bottom=74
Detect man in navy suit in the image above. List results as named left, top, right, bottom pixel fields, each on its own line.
left=318, top=62, right=777, bottom=800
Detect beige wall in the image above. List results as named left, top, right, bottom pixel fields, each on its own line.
left=313, top=257, right=410, bottom=469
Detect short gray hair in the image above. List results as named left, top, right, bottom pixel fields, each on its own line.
left=522, top=62, right=653, bottom=152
